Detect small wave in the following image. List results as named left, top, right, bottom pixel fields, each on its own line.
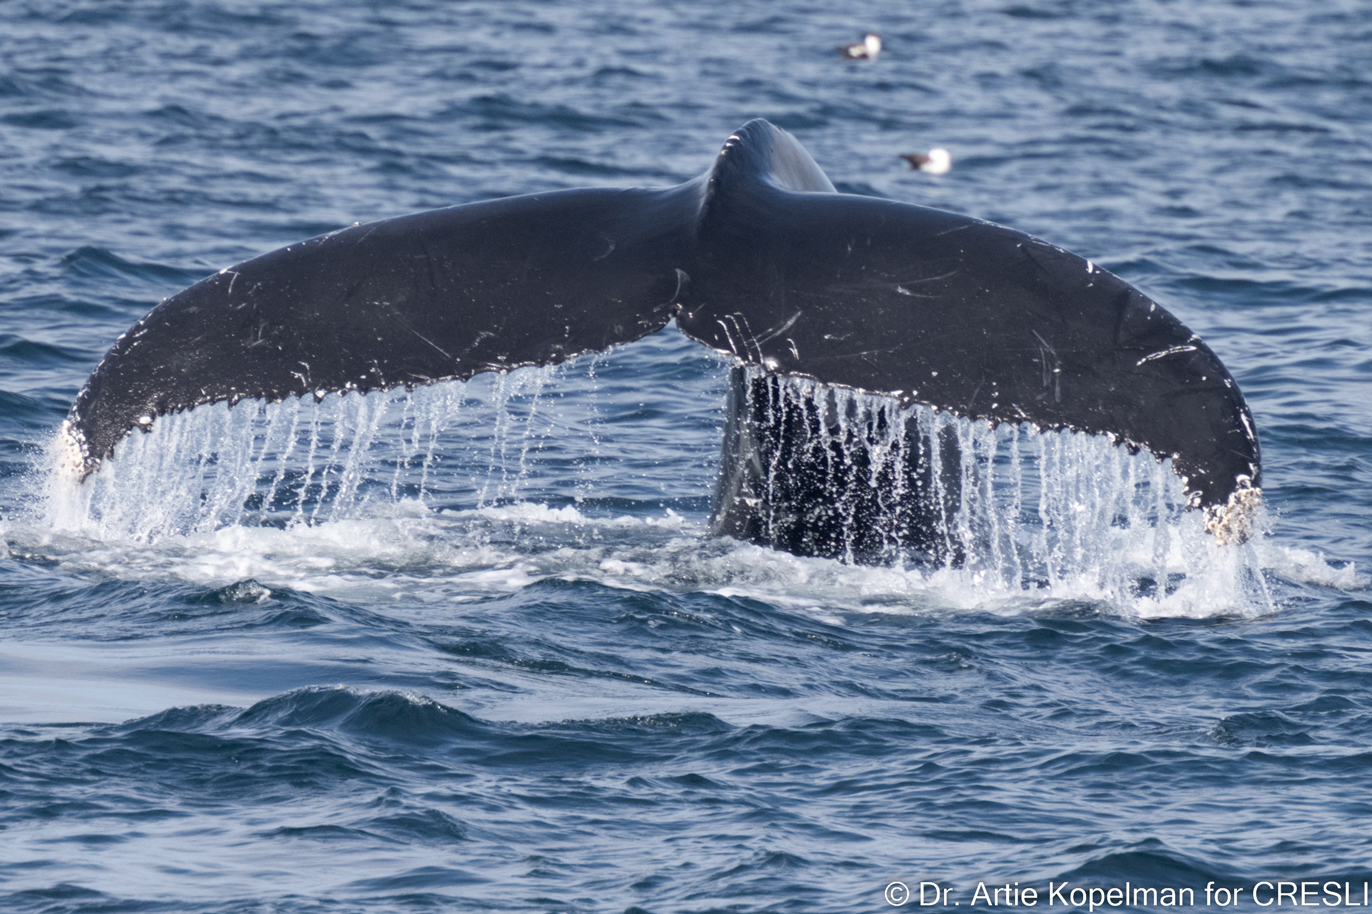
left=1, top=109, right=82, bottom=130
left=195, top=578, right=272, bottom=604
left=113, top=688, right=741, bottom=764
left=1000, top=5, right=1074, bottom=21
left=0, top=389, right=68, bottom=425
left=231, top=686, right=487, bottom=745
left=532, top=154, right=665, bottom=179
left=450, top=94, right=651, bottom=133
left=1261, top=546, right=1364, bottom=590
left=1053, top=843, right=1235, bottom=890
left=59, top=246, right=207, bottom=289
left=367, top=808, right=469, bottom=844
left=0, top=334, right=90, bottom=367
left=1210, top=710, right=1314, bottom=748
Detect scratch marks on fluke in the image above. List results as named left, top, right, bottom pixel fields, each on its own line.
left=1137, top=344, right=1199, bottom=366
left=668, top=268, right=690, bottom=305
left=1030, top=330, right=1063, bottom=404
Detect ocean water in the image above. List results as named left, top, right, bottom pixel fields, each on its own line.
left=1, top=1, right=1370, bottom=911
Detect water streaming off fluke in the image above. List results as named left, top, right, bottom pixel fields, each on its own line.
left=38, top=348, right=1270, bottom=617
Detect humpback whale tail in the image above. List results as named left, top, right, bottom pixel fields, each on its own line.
left=61, top=120, right=1261, bottom=557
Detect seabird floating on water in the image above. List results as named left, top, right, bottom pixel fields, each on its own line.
left=839, top=33, right=881, bottom=61
left=902, top=148, right=952, bottom=175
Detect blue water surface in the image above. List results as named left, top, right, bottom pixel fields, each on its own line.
left=1, top=1, right=1370, bottom=911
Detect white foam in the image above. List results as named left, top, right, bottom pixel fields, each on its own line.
left=1259, top=545, right=1364, bottom=590
left=41, top=368, right=598, bottom=541
left=20, top=363, right=1287, bottom=619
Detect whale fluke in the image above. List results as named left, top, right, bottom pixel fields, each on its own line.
left=63, top=119, right=1260, bottom=547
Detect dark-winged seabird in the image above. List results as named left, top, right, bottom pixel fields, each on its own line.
left=839, top=33, right=881, bottom=60
left=902, top=148, right=952, bottom=174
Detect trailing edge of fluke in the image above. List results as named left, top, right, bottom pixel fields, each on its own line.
left=60, top=119, right=1262, bottom=543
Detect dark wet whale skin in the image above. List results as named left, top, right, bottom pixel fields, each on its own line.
left=66, top=119, right=1259, bottom=551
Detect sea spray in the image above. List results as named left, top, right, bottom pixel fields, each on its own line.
left=38, top=362, right=1270, bottom=615
left=43, top=367, right=569, bottom=539
left=715, top=369, right=1269, bottom=613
